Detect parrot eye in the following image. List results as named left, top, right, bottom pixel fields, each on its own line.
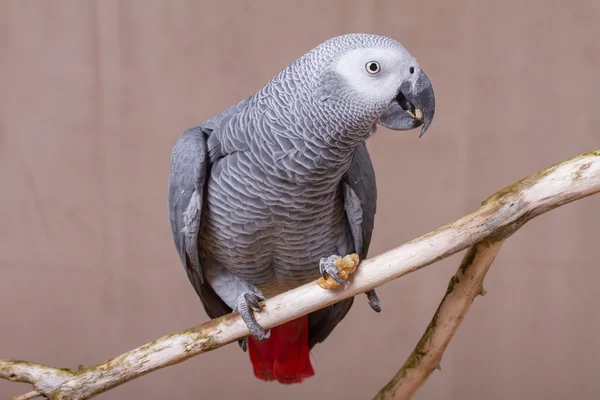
left=365, top=61, right=381, bottom=75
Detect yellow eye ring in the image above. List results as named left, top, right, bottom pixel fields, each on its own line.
left=365, top=61, right=381, bottom=74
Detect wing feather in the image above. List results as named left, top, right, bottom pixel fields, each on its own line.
left=308, top=141, right=377, bottom=348
left=168, top=126, right=231, bottom=318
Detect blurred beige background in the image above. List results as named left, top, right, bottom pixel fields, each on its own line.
left=1, top=1, right=599, bottom=399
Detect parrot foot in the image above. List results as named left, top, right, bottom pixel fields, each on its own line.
left=317, top=253, right=360, bottom=289
left=319, top=254, right=349, bottom=286
left=366, top=289, right=382, bottom=312
left=234, top=291, right=271, bottom=342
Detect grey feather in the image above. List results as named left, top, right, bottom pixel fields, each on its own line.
left=168, top=33, right=421, bottom=354
left=343, top=141, right=377, bottom=260
left=168, top=126, right=231, bottom=318
left=307, top=141, right=377, bottom=348
left=168, top=126, right=206, bottom=279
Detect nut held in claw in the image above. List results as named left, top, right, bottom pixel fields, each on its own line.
left=317, top=253, right=361, bottom=289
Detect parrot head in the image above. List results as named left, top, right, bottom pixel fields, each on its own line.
left=312, top=34, right=435, bottom=138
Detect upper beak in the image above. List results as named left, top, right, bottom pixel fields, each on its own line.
left=379, top=69, right=435, bottom=137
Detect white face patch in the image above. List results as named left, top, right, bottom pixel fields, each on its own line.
left=335, top=47, right=418, bottom=105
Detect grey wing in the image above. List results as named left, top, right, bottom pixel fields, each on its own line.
left=308, top=141, right=377, bottom=348
left=341, top=140, right=377, bottom=260
left=168, top=126, right=231, bottom=319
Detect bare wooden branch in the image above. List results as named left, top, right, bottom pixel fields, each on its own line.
left=1, top=150, right=599, bottom=399
left=13, top=390, right=43, bottom=400
left=0, top=360, right=73, bottom=398
left=373, top=240, right=504, bottom=400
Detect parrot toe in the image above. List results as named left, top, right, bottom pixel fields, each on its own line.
left=319, top=255, right=349, bottom=286
left=245, top=291, right=266, bottom=311
left=366, top=289, right=382, bottom=312
left=235, top=291, right=271, bottom=341
left=238, top=338, right=248, bottom=352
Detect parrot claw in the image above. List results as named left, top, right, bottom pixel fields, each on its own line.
left=238, top=338, right=248, bottom=352
left=244, top=291, right=265, bottom=311
left=366, top=289, right=382, bottom=313
left=234, top=291, right=271, bottom=341
left=319, top=255, right=349, bottom=286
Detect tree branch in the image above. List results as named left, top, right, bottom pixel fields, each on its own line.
left=13, top=390, right=43, bottom=400
left=1, top=150, right=599, bottom=399
left=373, top=240, right=504, bottom=400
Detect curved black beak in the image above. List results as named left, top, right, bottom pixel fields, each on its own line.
left=379, top=69, right=435, bottom=137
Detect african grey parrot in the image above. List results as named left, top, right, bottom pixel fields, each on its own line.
left=168, top=33, right=435, bottom=384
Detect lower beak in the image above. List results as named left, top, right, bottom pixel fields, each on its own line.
left=379, top=69, right=435, bottom=137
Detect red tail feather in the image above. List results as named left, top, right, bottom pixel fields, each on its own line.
left=247, top=315, right=315, bottom=384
